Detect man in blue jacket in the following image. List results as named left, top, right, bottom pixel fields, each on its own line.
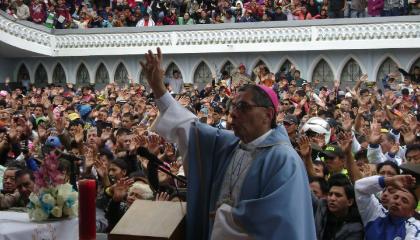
left=355, top=174, right=420, bottom=239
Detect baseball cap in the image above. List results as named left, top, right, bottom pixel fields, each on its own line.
left=77, top=105, right=92, bottom=118
left=45, top=136, right=62, bottom=148
left=283, top=114, right=298, bottom=125
left=67, top=113, right=80, bottom=121
left=320, top=145, right=344, bottom=159
left=35, top=116, right=47, bottom=126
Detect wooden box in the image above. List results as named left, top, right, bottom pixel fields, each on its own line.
left=109, top=200, right=186, bottom=240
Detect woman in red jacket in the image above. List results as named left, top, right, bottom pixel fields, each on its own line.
left=29, top=0, right=46, bottom=24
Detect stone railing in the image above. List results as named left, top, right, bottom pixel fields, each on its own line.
left=1, top=11, right=420, bottom=57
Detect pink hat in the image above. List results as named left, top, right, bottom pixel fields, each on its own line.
left=257, top=85, right=279, bottom=113
left=0, top=91, right=7, bottom=97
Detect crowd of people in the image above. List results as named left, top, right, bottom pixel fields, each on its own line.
left=0, top=47, right=419, bottom=239
left=0, top=0, right=419, bottom=29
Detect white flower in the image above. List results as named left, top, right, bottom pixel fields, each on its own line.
left=64, top=202, right=78, bottom=217
left=57, top=183, right=73, bottom=196
left=71, top=202, right=78, bottom=217
left=29, top=193, right=41, bottom=207
left=66, top=192, right=78, bottom=204
left=33, top=208, right=48, bottom=221
left=56, top=195, right=65, bottom=207
left=42, top=194, right=56, bottom=206
left=51, top=206, right=63, bottom=218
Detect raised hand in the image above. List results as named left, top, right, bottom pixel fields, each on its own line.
left=368, top=119, right=382, bottom=145
left=155, top=191, right=170, bottom=201
left=337, top=132, right=353, bottom=153
left=74, top=125, right=84, bottom=144
left=297, top=136, right=312, bottom=159
left=341, top=112, right=353, bottom=131
left=129, top=134, right=143, bottom=152
left=391, top=117, right=403, bottom=131
left=101, top=127, right=113, bottom=142
left=55, top=117, right=67, bottom=135
left=112, top=177, right=134, bottom=202
left=94, top=158, right=108, bottom=179
left=406, top=114, right=418, bottom=133
left=385, top=175, right=416, bottom=190
left=357, top=105, right=368, bottom=115
left=84, top=146, right=97, bottom=169
left=178, top=96, right=190, bottom=107
left=139, top=48, right=166, bottom=98
left=400, top=125, right=415, bottom=145
left=147, top=134, right=161, bottom=156
left=359, top=74, right=368, bottom=82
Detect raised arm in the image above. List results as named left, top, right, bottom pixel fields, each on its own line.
left=141, top=48, right=197, bottom=174
left=297, top=135, right=316, bottom=178
left=338, top=132, right=362, bottom=183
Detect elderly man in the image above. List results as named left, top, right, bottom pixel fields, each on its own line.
left=140, top=48, right=315, bottom=240
left=0, top=167, right=20, bottom=209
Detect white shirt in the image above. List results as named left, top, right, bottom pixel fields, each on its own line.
left=216, top=129, right=273, bottom=207
left=136, top=18, right=155, bottom=27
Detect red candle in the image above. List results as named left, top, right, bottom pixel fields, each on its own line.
left=79, top=179, right=96, bottom=240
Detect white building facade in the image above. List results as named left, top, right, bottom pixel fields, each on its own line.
left=0, top=12, right=419, bottom=89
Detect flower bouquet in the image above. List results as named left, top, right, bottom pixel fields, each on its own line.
left=28, top=153, right=78, bottom=221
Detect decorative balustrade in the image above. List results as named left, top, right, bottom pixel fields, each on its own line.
left=0, top=11, right=419, bottom=57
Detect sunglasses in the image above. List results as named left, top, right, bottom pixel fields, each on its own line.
left=283, top=121, right=295, bottom=126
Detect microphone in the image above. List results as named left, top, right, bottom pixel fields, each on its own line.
left=137, top=147, right=187, bottom=185
left=54, top=149, right=84, bottom=162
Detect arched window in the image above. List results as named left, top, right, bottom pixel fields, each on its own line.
left=341, top=59, right=362, bottom=82
left=194, top=62, right=212, bottom=87
left=76, top=63, right=90, bottom=86
left=376, top=57, right=400, bottom=82
left=17, top=64, right=30, bottom=83
left=114, top=63, right=129, bottom=85
left=35, top=64, right=48, bottom=86
left=312, top=59, right=334, bottom=83
left=52, top=63, right=66, bottom=85
left=221, top=61, right=235, bottom=76
left=251, top=60, right=268, bottom=82
left=410, top=57, right=420, bottom=74
left=280, top=60, right=292, bottom=73
left=95, top=63, right=110, bottom=84
left=165, top=63, right=182, bottom=81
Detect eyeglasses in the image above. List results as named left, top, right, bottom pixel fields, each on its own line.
left=231, top=101, right=268, bottom=112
